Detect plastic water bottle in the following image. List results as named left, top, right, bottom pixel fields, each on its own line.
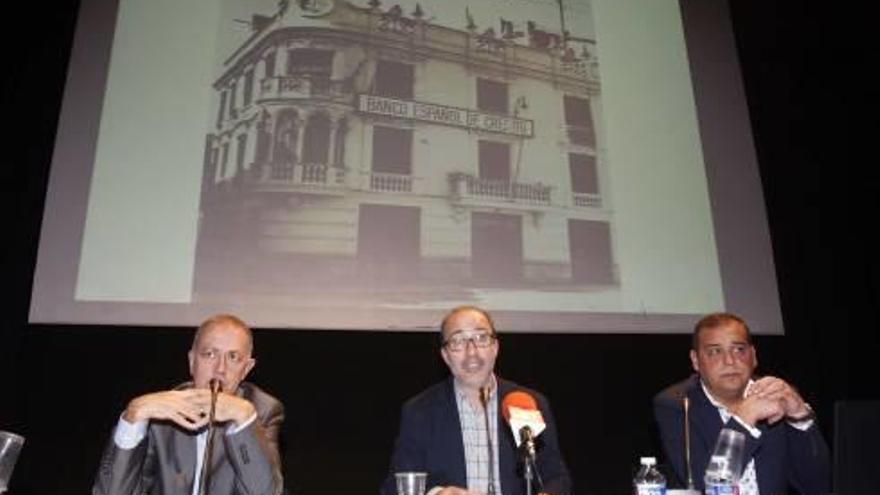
left=633, top=457, right=666, bottom=495
left=703, top=455, right=739, bottom=495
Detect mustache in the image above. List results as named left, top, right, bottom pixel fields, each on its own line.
left=462, top=357, right=485, bottom=368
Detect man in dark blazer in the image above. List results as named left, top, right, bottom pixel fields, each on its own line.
left=654, top=313, right=830, bottom=495
left=382, top=306, right=571, bottom=495
left=93, top=314, right=284, bottom=495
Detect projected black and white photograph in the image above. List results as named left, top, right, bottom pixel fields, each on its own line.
left=31, top=0, right=778, bottom=331
left=194, top=0, right=612, bottom=308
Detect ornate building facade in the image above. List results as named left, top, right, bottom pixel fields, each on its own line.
left=196, top=0, right=613, bottom=297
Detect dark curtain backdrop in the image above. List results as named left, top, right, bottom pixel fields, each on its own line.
left=1, top=1, right=877, bottom=495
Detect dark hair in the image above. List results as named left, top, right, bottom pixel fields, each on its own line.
left=192, top=313, right=253, bottom=354
left=439, top=306, right=497, bottom=346
left=692, top=312, right=751, bottom=350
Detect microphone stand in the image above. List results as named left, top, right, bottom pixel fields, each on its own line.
left=480, top=387, right=496, bottom=495
left=197, top=380, right=221, bottom=495
left=519, top=426, right=538, bottom=495
left=683, top=396, right=694, bottom=490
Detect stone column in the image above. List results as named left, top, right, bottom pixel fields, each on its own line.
left=327, top=116, right=340, bottom=166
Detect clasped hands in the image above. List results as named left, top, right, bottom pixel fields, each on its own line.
left=732, top=376, right=812, bottom=427
left=123, top=389, right=256, bottom=430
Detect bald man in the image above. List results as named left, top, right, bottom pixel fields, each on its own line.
left=93, top=314, right=284, bottom=495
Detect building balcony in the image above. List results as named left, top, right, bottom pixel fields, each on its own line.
left=448, top=172, right=552, bottom=210
left=354, top=170, right=432, bottom=196
left=572, top=192, right=602, bottom=208
left=258, top=76, right=350, bottom=102
left=246, top=161, right=347, bottom=194
left=368, top=171, right=413, bottom=193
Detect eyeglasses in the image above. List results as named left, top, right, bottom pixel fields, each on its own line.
left=701, top=343, right=751, bottom=361
left=197, top=348, right=249, bottom=366
left=443, top=331, right=496, bottom=352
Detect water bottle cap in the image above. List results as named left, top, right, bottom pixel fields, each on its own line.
left=640, top=457, right=656, bottom=465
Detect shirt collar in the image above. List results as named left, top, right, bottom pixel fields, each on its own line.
left=453, top=374, right=498, bottom=403
left=700, top=378, right=755, bottom=412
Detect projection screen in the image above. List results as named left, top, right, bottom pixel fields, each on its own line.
left=30, top=0, right=782, bottom=333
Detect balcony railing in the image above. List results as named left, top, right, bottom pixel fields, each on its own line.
left=369, top=172, right=413, bottom=193
left=248, top=162, right=346, bottom=193
left=258, top=76, right=349, bottom=101
left=573, top=192, right=602, bottom=208
left=449, top=173, right=552, bottom=207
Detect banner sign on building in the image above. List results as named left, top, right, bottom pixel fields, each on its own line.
left=358, top=94, right=534, bottom=138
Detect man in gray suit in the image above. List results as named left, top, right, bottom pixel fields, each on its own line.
left=93, top=314, right=284, bottom=495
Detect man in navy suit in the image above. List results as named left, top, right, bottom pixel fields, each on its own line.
left=382, top=306, right=571, bottom=495
left=654, top=313, right=830, bottom=495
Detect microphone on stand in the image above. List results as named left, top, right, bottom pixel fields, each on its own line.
left=519, top=424, right=537, bottom=460
left=480, top=386, right=497, bottom=495
left=197, top=379, right=222, bottom=495
left=501, top=391, right=546, bottom=455
left=501, top=391, right=546, bottom=495
left=208, top=378, right=222, bottom=411
left=666, top=394, right=701, bottom=495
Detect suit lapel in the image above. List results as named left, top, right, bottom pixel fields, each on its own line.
left=205, top=427, right=229, bottom=494
left=688, top=379, right=725, bottom=454
left=442, top=378, right=468, bottom=488
left=167, top=426, right=199, bottom=494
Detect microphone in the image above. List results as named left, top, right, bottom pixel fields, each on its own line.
left=197, top=379, right=223, bottom=495
left=501, top=391, right=546, bottom=455
left=501, top=391, right=546, bottom=495
left=480, top=386, right=497, bottom=495
left=209, top=378, right=222, bottom=420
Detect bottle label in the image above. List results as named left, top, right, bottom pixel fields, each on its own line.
left=704, top=482, right=738, bottom=495
left=635, top=482, right=666, bottom=495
